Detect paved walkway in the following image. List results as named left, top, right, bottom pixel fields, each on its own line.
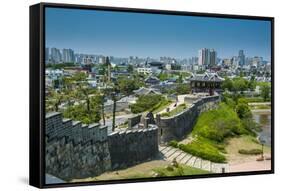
left=159, top=145, right=229, bottom=173
left=157, top=94, right=188, bottom=114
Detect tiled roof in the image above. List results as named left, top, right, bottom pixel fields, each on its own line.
left=133, top=87, right=160, bottom=96
left=188, top=72, right=224, bottom=82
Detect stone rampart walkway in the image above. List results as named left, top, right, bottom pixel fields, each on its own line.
left=159, top=145, right=229, bottom=173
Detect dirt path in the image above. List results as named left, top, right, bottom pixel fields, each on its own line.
left=225, top=135, right=271, bottom=172
left=229, top=159, right=271, bottom=172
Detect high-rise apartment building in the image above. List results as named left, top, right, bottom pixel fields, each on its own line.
left=209, top=49, right=217, bottom=67
left=45, top=47, right=49, bottom=62
left=51, top=48, right=62, bottom=63
left=98, top=56, right=106, bottom=64
left=238, top=50, right=245, bottom=66
left=198, top=48, right=209, bottom=66
left=198, top=48, right=216, bottom=67
left=62, top=48, right=75, bottom=63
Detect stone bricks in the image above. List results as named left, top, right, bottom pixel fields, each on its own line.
left=45, top=112, right=159, bottom=181
left=157, top=95, right=220, bottom=143
left=108, top=127, right=159, bottom=170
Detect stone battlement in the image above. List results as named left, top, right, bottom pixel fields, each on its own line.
left=108, top=124, right=158, bottom=169
left=45, top=113, right=159, bottom=181
left=44, top=95, right=218, bottom=181
left=45, top=112, right=108, bottom=145
left=156, top=95, right=220, bottom=143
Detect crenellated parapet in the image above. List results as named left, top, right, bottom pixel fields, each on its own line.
left=45, top=112, right=159, bottom=182
left=156, top=95, right=220, bottom=143
left=108, top=125, right=159, bottom=169
left=45, top=112, right=111, bottom=181
left=45, top=112, right=108, bottom=145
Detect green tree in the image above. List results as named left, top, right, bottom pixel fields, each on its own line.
left=63, top=95, right=102, bottom=124
left=232, top=77, right=248, bottom=92
left=177, top=74, right=183, bottom=84
left=236, top=102, right=252, bottom=119
left=46, top=90, right=64, bottom=112
left=131, top=94, right=164, bottom=113
left=248, top=76, right=257, bottom=91
left=127, top=64, right=134, bottom=73
left=260, top=83, right=270, bottom=101
left=105, top=56, right=111, bottom=83
left=175, top=84, right=190, bottom=95
left=111, top=93, right=117, bottom=131
left=64, top=72, right=102, bottom=124
left=118, top=77, right=140, bottom=96
left=158, top=72, right=169, bottom=81
left=222, top=77, right=233, bottom=91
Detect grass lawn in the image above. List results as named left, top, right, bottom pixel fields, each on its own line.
left=244, top=97, right=270, bottom=103
left=161, top=103, right=188, bottom=117
left=249, top=105, right=271, bottom=110
left=152, top=99, right=172, bottom=114
left=225, top=135, right=271, bottom=164
left=71, top=160, right=210, bottom=182
left=153, top=164, right=211, bottom=177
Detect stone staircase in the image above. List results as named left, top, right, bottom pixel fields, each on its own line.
left=159, top=145, right=229, bottom=173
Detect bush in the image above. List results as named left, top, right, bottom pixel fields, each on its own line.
left=192, top=103, right=245, bottom=142
left=178, top=140, right=226, bottom=163
left=168, top=140, right=179, bottom=148
left=238, top=149, right=262, bottom=155
left=130, top=94, right=164, bottom=113
left=236, top=102, right=252, bottom=119
left=161, top=112, right=170, bottom=117
left=150, top=99, right=172, bottom=113
left=241, top=118, right=261, bottom=136
left=166, top=165, right=174, bottom=171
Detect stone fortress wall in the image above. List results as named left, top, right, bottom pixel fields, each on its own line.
left=108, top=124, right=158, bottom=170
left=45, top=95, right=219, bottom=181
left=45, top=113, right=158, bottom=181
left=156, top=95, right=220, bottom=143
left=126, top=95, right=220, bottom=143
left=45, top=112, right=111, bottom=181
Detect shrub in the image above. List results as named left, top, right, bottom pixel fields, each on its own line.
left=178, top=140, right=226, bottom=163
left=236, top=102, right=252, bottom=119
left=238, top=149, right=262, bottom=155
left=150, top=99, right=172, bottom=113
left=166, top=165, right=174, bottom=171
left=192, top=103, right=245, bottom=142
left=160, top=112, right=169, bottom=117
left=168, top=140, right=179, bottom=148
left=130, top=94, right=164, bottom=113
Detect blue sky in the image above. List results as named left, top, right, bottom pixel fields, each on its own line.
left=45, top=7, right=271, bottom=60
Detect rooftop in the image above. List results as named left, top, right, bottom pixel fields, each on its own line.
left=133, top=87, right=160, bottom=96
left=188, top=72, right=224, bottom=82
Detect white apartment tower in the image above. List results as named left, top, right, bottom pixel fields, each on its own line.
left=198, top=48, right=210, bottom=66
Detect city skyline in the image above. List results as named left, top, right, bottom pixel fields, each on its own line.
left=46, top=7, right=271, bottom=61
left=45, top=47, right=268, bottom=63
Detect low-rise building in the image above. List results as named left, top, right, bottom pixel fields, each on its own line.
left=133, top=87, right=161, bottom=96
left=144, top=75, right=160, bottom=85
left=137, top=67, right=152, bottom=75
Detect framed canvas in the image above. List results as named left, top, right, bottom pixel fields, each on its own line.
left=29, top=2, right=274, bottom=188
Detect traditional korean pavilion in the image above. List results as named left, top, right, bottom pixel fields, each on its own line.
left=188, top=72, right=224, bottom=95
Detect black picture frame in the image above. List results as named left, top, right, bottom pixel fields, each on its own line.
left=30, top=2, right=274, bottom=188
